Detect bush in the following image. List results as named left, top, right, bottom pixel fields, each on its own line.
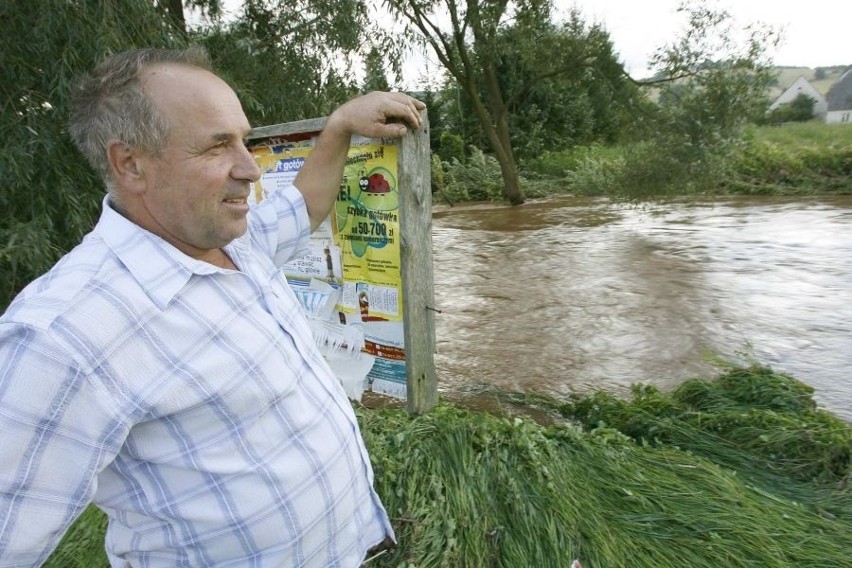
left=523, top=145, right=621, bottom=180
left=724, top=125, right=852, bottom=194
left=430, top=152, right=446, bottom=195
left=437, top=131, right=466, bottom=164
left=441, top=148, right=506, bottom=202
left=763, top=94, right=818, bottom=125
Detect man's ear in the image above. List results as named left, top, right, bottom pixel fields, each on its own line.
left=107, top=141, right=146, bottom=194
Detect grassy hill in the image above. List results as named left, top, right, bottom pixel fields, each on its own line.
left=643, top=65, right=849, bottom=106
left=769, top=65, right=849, bottom=97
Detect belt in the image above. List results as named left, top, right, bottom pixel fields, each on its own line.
left=362, top=536, right=396, bottom=565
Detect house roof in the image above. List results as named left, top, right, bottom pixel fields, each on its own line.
left=768, top=76, right=826, bottom=110
left=826, top=69, right=852, bottom=111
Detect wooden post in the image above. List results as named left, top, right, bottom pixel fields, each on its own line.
left=247, top=110, right=437, bottom=415
left=397, top=111, right=437, bottom=415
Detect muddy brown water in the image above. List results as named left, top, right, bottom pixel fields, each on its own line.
left=431, top=195, right=852, bottom=422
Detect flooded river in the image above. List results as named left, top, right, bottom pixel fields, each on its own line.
left=431, top=196, right=852, bottom=421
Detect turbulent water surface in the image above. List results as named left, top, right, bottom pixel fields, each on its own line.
left=431, top=195, right=852, bottom=421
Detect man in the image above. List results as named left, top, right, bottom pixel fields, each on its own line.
left=0, top=47, right=424, bottom=567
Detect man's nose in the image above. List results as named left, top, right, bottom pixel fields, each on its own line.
left=234, top=144, right=261, bottom=182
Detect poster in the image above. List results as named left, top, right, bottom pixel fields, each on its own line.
left=250, top=137, right=408, bottom=399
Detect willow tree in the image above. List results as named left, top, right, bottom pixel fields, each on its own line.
left=196, top=0, right=395, bottom=126
left=610, top=3, right=781, bottom=199
left=384, top=0, right=625, bottom=204
left=0, top=0, right=181, bottom=308
left=157, top=0, right=223, bottom=35
left=0, top=0, right=390, bottom=307
left=448, top=12, right=637, bottom=162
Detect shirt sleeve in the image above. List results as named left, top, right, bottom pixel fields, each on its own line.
left=0, top=323, right=125, bottom=567
left=246, top=183, right=313, bottom=268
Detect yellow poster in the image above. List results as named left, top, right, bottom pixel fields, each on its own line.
left=250, top=143, right=313, bottom=205
left=333, top=144, right=402, bottom=321
left=249, top=138, right=408, bottom=398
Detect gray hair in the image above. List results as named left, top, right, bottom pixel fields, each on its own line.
left=68, top=47, right=213, bottom=188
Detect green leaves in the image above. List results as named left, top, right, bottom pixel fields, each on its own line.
left=0, top=0, right=180, bottom=307
left=0, top=0, right=387, bottom=308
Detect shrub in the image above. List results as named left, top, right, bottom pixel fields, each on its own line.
left=442, top=148, right=505, bottom=202
left=437, top=131, right=466, bottom=164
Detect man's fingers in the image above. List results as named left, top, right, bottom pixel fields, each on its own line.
left=370, top=120, right=413, bottom=139
left=384, top=93, right=424, bottom=130
left=332, top=91, right=426, bottom=139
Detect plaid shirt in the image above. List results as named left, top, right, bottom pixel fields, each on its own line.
left=0, top=185, right=392, bottom=567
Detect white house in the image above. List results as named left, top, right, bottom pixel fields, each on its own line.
left=825, top=69, right=852, bottom=124
left=768, top=76, right=828, bottom=118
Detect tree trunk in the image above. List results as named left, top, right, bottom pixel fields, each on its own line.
left=160, top=0, right=187, bottom=35
left=482, top=61, right=525, bottom=205
left=471, top=107, right=525, bottom=205
left=489, top=129, right=524, bottom=205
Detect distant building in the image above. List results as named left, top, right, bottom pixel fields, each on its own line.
left=767, top=76, right=828, bottom=119
left=825, top=68, right=852, bottom=124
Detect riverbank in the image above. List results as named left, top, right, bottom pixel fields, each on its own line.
left=723, top=123, right=852, bottom=195
left=434, top=122, right=852, bottom=204
left=46, top=366, right=850, bottom=567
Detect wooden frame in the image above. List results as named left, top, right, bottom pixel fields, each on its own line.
left=248, top=111, right=436, bottom=414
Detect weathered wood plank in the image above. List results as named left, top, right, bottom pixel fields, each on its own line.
left=248, top=117, right=327, bottom=140
left=398, top=111, right=437, bottom=414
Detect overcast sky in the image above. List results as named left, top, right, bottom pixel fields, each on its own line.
left=215, top=0, right=851, bottom=87
left=400, top=0, right=851, bottom=87
left=559, top=0, right=851, bottom=77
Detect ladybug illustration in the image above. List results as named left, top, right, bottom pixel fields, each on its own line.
left=366, top=172, right=391, bottom=194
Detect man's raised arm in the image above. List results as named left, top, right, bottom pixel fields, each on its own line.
left=294, top=91, right=425, bottom=231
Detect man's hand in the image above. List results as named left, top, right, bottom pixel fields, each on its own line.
left=325, top=91, right=426, bottom=139
left=294, top=91, right=426, bottom=230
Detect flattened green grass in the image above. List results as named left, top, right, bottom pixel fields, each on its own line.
left=48, top=367, right=850, bottom=567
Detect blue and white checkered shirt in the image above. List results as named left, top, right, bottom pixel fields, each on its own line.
left=0, top=184, right=393, bottom=567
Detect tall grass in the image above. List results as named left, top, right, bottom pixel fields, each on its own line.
left=517, top=122, right=852, bottom=199
left=724, top=123, right=852, bottom=195
left=43, top=506, right=108, bottom=568
left=47, top=368, right=850, bottom=567
left=749, top=121, right=852, bottom=147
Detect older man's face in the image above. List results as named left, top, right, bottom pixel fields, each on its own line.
left=133, top=64, right=260, bottom=259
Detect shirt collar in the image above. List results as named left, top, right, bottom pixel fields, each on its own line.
left=95, top=196, right=243, bottom=309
